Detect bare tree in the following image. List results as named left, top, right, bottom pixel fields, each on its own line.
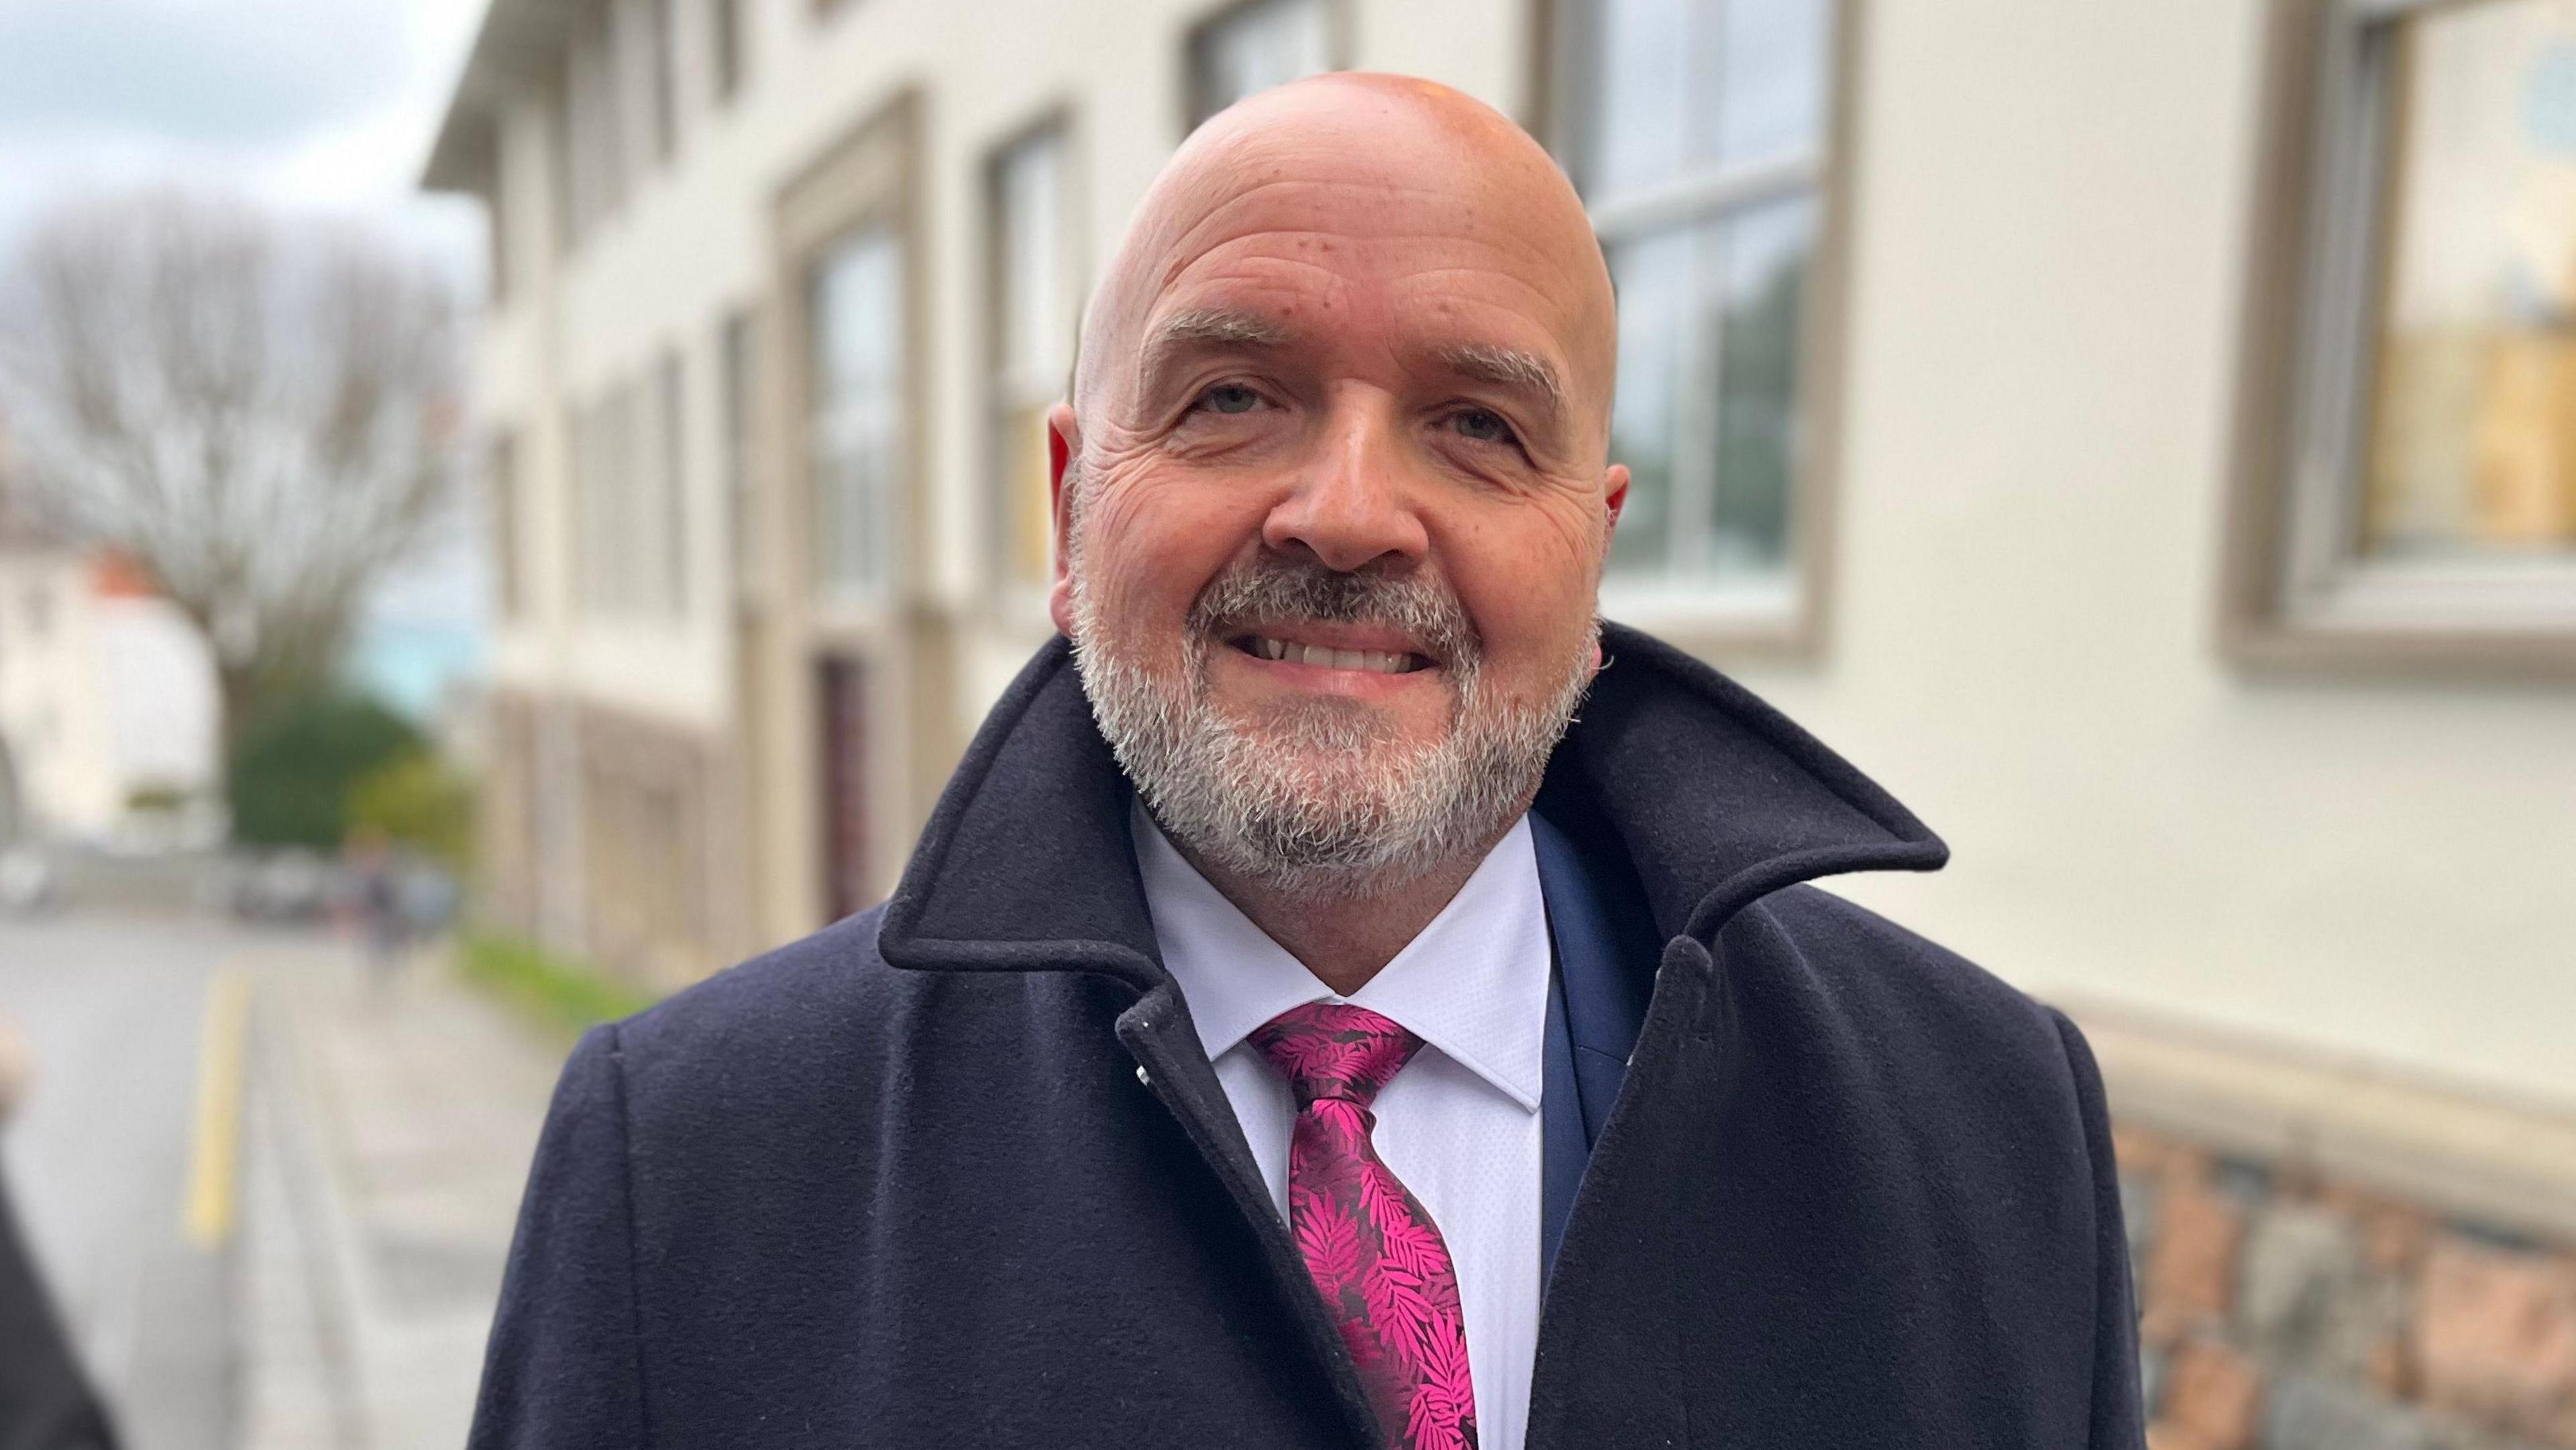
left=0, top=191, right=461, bottom=745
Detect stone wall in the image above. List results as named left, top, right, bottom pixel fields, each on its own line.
left=2121, top=1125, right=2576, bottom=1450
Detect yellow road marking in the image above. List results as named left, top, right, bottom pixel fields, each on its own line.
left=182, top=966, right=253, bottom=1249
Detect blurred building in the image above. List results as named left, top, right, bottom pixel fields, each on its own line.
left=428, top=1, right=2576, bottom=1441
left=0, top=511, right=221, bottom=847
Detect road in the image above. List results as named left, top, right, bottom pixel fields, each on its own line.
left=3, top=908, right=571, bottom=1450
left=0, top=911, right=255, bottom=1450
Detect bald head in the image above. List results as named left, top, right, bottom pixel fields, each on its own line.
left=1046, top=73, right=1631, bottom=915
left=1071, top=73, right=1618, bottom=446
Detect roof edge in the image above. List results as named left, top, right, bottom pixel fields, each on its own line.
left=421, top=0, right=575, bottom=194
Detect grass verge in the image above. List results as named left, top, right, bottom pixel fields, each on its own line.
left=455, top=931, right=658, bottom=1042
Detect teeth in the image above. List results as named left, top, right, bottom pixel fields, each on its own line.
left=1250, top=636, right=1421, bottom=674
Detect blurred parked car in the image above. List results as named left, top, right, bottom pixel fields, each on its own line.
left=0, top=850, right=62, bottom=917
left=227, top=849, right=339, bottom=923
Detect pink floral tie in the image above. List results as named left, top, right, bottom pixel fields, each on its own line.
left=1250, top=1002, right=1479, bottom=1450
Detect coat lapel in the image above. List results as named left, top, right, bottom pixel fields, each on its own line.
left=875, top=649, right=1385, bottom=1447
left=875, top=622, right=1954, bottom=1449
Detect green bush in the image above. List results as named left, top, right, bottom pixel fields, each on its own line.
left=456, top=932, right=657, bottom=1041
left=125, top=780, right=193, bottom=815
left=227, top=694, right=425, bottom=849
left=347, top=752, right=475, bottom=868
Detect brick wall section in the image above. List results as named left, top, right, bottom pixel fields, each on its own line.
left=2119, top=1126, right=2576, bottom=1450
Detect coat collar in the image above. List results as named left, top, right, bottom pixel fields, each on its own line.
left=876, top=621, right=1947, bottom=984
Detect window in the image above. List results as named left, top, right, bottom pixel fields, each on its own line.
left=808, top=225, right=907, bottom=603
left=492, top=432, right=524, bottom=620
left=987, top=123, right=1080, bottom=590
left=548, top=79, right=573, bottom=256
left=487, top=154, right=513, bottom=305
left=563, top=14, right=627, bottom=245
left=721, top=307, right=762, bottom=595
left=573, top=389, right=627, bottom=613
left=1187, top=0, right=1336, bottom=129
left=1559, top=0, right=1839, bottom=618
left=611, top=0, right=672, bottom=178
left=655, top=349, right=688, bottom=613
left=648, top=0, right=680, bottom=164
left=2238, top=0, right=2576, bottom=660
left=711, top=0, right=748, bottom=103
left=574, top=363, right=688, bottom=619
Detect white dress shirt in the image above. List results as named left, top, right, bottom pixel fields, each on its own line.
left=1132, top=802, right=1551, bottom=1450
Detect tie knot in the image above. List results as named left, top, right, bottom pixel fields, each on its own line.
left=1248, top=1002, right=1422, bottom=1110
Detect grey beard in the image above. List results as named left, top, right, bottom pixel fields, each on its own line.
left=1067, top=547, right=1597, bottom=900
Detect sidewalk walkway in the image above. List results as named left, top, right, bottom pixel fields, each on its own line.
left=235, top=941, right=568, bottom=1450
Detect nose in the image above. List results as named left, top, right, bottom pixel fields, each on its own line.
left=1259, top=388, right=1430, bottom=574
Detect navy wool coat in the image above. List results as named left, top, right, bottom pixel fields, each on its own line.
left=469, top=624, right=2146, bottom=1449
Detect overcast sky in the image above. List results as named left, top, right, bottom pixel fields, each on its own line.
left=0, top=0, right=490, bottom=278
left=0, top=0, right=496, bottom=637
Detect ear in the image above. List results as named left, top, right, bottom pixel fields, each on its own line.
left=1046, top=403, right=1082, bottom=637
left=1591, top=463, right=1630, bottom=676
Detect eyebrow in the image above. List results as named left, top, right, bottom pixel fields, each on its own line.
left=1150, top=307, right=1293, bottom=350
left=1136, top=307, right=1294, bottom=401
left=1134, top=306, right=1568, bottom=428
left=1434, top=342, right=1566, bottom=424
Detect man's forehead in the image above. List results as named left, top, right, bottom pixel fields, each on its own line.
left=1078, top=74, right=1615, bottom=415
left=1146, top=140, right=1565, bottom=282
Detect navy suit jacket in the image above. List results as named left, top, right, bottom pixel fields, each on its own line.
left=1534, top=811, right=1654, bottom=1280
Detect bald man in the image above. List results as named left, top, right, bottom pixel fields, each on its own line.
left=470, top=76, right=2144, bottom=1450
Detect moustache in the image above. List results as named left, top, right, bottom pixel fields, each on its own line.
left=1183, top=557, right=1481, bottom=672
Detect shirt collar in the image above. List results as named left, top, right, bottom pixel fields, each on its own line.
left=1131, top=801, right=1552, bottom=1111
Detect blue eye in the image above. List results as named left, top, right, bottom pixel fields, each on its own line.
left=1452, top=409, right=1512, bottom=444
left=1201, top=384, right=1262, bottom=415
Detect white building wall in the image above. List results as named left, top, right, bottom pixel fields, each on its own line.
left=455, top=0, right=2576, bottom=1107
left=1730, top=0, right=2576, bottom=1106
left=90, top=596, right=219, bottom=799
left=0, top=553, right=117, bottom=836
left=0, top=554, right=219, bottom=840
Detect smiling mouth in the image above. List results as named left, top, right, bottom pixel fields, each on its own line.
left=1227, top=633, right=1436, bottom=676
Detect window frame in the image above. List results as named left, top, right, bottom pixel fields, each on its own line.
left=1540, top=0, right=1865, bottom=656
left=773, top=91, right=925, bottom=623
left=2223, top=0, right=2576, bottom=676
left=980, top=107, right=1085, bottom=603
left=763, top=89, right=954, bottom=923
left=1181, top=0, right=1350, bottom=134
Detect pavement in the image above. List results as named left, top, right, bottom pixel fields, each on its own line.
left=1, top=913, right=572, bottom=1450
left=235, top=935, right=564, bottom=1450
